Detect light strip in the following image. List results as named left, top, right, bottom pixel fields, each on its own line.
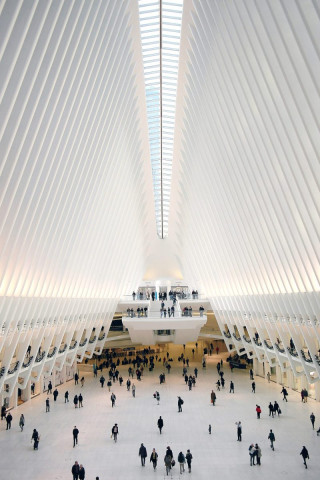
left=139, top=0, right=183, bottom=238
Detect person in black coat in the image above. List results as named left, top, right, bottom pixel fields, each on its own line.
left=78, top=464, right=85, bottom=480
left=139, top=443, right=147, bottom=466
left=157, top=416, right=164, bottom=434
left=31, top=429, right=40, bottom=450
left=53, top=389, right=59, bottom=401
left=186, top=450, right=193, bottom=472
left=71, top=461, right=80, bottom=480
left=73, top=426, right=79, bottom=447
left=300, top=446, right=309, bottom=469
left=178, top=396, right=183, bottom=412
left=6, top=412, right=12, bottom=429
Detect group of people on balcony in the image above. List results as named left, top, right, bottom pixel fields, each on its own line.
left=160, top=305, right=175, bottom=318
left=127, top=307, right=148, bottom=318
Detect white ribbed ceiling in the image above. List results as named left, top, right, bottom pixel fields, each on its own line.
left=0, top=0, right=154, bottom=306
left=0, top=0, right=319, bottom=320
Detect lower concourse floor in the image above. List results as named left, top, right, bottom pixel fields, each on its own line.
left=0, top=343, right=319, bottom=479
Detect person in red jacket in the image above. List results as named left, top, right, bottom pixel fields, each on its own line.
left=256, top=404, right=261, bottom=419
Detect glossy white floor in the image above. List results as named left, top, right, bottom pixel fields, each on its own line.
left=1, top=344, right=319, bottom=480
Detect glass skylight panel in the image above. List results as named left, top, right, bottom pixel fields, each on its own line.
left=139, top=0, right=183, bottom=238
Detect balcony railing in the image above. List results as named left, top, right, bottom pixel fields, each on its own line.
left=301, top=350, right=313, bottom=363
left=22, top=356, right=33, bottom=368
left=287, top=347, right=298, bottom=357
left=47, top=347, right=57, bottom=358
left=69, top=341, right=78, bottom=350
left=253, top=338, right=262, bottom=347
left=89, top=336, right=97, bottom=344
left=59, top=344, right=67, bottom=354
left=8, top=361, right=20, bottom=375
left=264, top=340, right=274, bottom=350
left=35, top=351, right=46, bottom=363
left=275, top=343, right=285, bottom=353
left=243, top=335, right=251, bottom=343
left=98, top=333, right=105, bottom=341
left=223, top=331, right=231, bottom=338
left=79, top=338, right=88, bottom=347
left=232, top=333, right=241, bottom=341
left=0, top=366, right=5, bottom=377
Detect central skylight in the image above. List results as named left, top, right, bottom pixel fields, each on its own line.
left=138, top=0, right=183, bottom=239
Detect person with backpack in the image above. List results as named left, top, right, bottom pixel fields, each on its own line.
left=178, top=452, right=185, bottom=473
left=186, top=449, right=193, bottom=472
left=150, top=448, right=158, bottom=470
left=178, top=396, right=184, bottom=412
left=111, top=423, right=118, bottom=442
left=268, top=429, right=275, bottom=450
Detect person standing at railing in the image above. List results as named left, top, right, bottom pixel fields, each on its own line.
left=132, top=291, right=136, bottom=300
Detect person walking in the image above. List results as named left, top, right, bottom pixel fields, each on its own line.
left=48, top=381, right=53, bottom=394
left=73, top=395, right=78, bottom=408
left=45, top=397, right=50, bottom=413
left=126, top=379, right=131, bottom=391
left=79, top=464, right=85, bottom=480
left=100, top=375, right=105, bottom=388
left=178, top=451, right=185, bottom=473
left=31, top=428, right=40, bottom=450
left=111, top=423, right=118, bottom=442
left=74, top=373, right=79, bottom=385
left=73, top=426, right=79, bottom=447
left=310, top=412, right=315, bottom=429
left=53, top=389, right=59, bottom=401
left=80, top=377, right=85, bottom=387
left=300, top=446, right=309, bottom=469
left=156, top=391, right=160, bottom=404
left=186, top=449, right=193, bottom=473
left=255, top=444, right=262, bottom=465
left=267, top=372, right=271, bottom=382
left=72, top=461, right=80, bottom=480
left=78, top=393, right=83, bottom=407
left=230, top=381, right=234, bottom=393
left=252, top=382, right=255, bottom=393
left=268, top=429, right=275, bottom=450
left=164, top=451, right=172, bottom=476
left=211, top=390, right=216, bottom=405
left=5, top=411, right=12, bottom=430
left=281, top=387, right=288, bottom=401
left=157, top=416, right=164, bottom=434
left=139, top=443, right=147, bottom=466
left=132, top=383, right=136, bottom=398
left=19, top=414, right=25, bottom=432
left=178, top=396, right=184, bottom=412
left=268, top=402, right=274, bottom=417
left=65, top=391, right=69, bottom=403
left=111, top=392, right=116, bottom=407
left=150, top=448, right=158, bottom=470
left=235, top=421, right=242, bottom=441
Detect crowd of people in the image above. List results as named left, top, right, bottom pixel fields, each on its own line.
left=1, top=340, right=319, bottom=478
